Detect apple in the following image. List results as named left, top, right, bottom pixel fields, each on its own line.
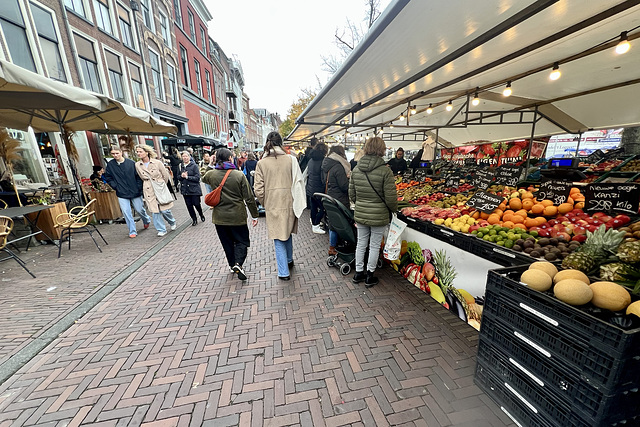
left=572, top=235, right=587, bottom=243
left=557, top=232, right=571, bottom=242
left=537, top=228, right=550, bottom=237
left=573, top=226, right=587, bottom=236
left=587, top=224, right=599, bottom=233
left=547, top=219, right=559, bottom=227
left=592, top=212, right=606, bottom=218
left=557, top=216, right=569, bottom=223
left=600, top=215, right=613, bottom=223
left=571, top=208, right=585, bottom=215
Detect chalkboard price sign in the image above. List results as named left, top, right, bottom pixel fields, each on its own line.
left=472, top=169, right=494, bottom=190
left=466, top=191, right=504, bottom=214
left=414, top=168, right=428, bottom=181
left=494, top=166, right=521, bottom=187
left=402, top=170, right=414, bottom=181
left=585, top=183, right=640, bottom=214
left=537, top=180, right=571, bottom=205
left=445, top=176, right=461, bottom=188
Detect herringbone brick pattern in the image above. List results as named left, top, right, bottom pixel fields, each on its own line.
left=0, top=209, right=514, bottom=426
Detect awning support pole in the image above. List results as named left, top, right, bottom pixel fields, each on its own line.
left=575, top=131, right=584, bottom=155
left=524, top=106, right=538, bottom=177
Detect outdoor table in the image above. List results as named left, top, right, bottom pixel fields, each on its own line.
left=47, top=185, right=81, bottom=209
left=2, top=205, right=60, bottom=251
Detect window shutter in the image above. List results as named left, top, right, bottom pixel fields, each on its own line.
left=129, top=63, right=141, bottom=82
left=105, top=50, right=121, bottom=73
left=74, top=34, right=96, bottom=61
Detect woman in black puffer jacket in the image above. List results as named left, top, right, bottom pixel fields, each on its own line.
left=305, top=142, right=328, bottom=234
left=321, top=145, right=351, bottom=255
left=178, top=150, right=205, bottom=226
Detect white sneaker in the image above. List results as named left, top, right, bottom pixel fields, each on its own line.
left=170, top=223, right=177, bottom=231
left=157, top=231, right=167, bottom=237
left=312, top=224, right=326, bottom=234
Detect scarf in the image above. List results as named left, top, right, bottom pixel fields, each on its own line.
left=328, top=152, right=351, bottom=177
left=215, top=161, right=237, bottom=170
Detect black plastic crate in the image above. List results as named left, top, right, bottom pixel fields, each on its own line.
left=468, top=238, right=534, bottom=267
left=424, top=222, right=472, bottom=251
left=485, top=266, right=640, bottom=356
left=397, top=213, right=429, bottom=234
left=477, top=333, right=640, bottom=425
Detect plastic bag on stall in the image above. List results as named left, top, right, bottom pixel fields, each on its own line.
left=383, top=214, right=407, bottom=260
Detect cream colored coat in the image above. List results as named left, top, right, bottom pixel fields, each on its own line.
left=135, top=158, right=174, bottom=213
left=254, top=148, right=299, bottom=240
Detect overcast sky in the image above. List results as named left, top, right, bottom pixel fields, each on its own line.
left=205, top=0, right=393, bottom=118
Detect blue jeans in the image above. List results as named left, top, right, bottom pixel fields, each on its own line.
left=329, top=229, right=338, bottom=247
left=204, top=183, right=212, bottom=194
left=153, top=209, right=176, bottom=233
left=118, top=196, right=151, bottom=236
left=274, top=236, right=293, bottom=277
left=355, top=223, right=386, bottom=273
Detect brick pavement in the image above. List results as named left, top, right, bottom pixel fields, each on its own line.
left=0, top=205, right=515, bottom=426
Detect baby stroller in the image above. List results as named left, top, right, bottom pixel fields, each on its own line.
left=314, top=193, right=357, bottom=275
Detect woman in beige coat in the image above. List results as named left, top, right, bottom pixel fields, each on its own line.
left=135, top=144, right=177, bottom=236
left=254, top=132, right=301, bottom=280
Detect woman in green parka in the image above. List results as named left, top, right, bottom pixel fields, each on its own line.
left=349, top=137, right=398, bottom=287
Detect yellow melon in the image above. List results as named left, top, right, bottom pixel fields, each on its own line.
left=554, top=279, right=593, bottom=306
left=627, top=300, right=640, bottom=318
left=553, top=269, right=590, bottom=285
left=520, top=269, right=553, bottom=292
left=589, top=282, right=632, bottom=312
left=528, top=262, right=558, bottom=280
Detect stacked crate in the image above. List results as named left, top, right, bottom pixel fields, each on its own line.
left=475, top=266, right=640, bottom=427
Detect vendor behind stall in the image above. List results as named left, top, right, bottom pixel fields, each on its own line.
left=387, top=147, right=408, bottom=175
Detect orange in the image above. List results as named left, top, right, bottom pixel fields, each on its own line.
left=575, top=201, right=585, bottom=210
left=513, top=223, right=527, bottom=230
left=531, top=204, right=545, bottom=215
left=503, top=209, right=515, bottom=216
left=522, top=199, right=534, bottom=211
left=524, top=218, right=538, bottom=228
left=502, top=221, right=515, bottom=229
left=543, top=205, right=558, bottom=216
left=472, top=211, right=481, bottom=219
left=570, top=187, right=580, bottom=194
left=488, top=214, right=501, bottom=225
left=509, top=198, right=522, bottom=210
left=522, top=191, right=534, bottom=199
left=540, top=199, right=554, bottom=207
left=492, top=209, right=504, bottom=218
left=558, top=203, right=573, bottom=214
left=511, top=215, right=525, bottom=224
left=481, top=212, right=490, bottom=220
left=515, top=209, right=528, bottom=218
left=498, top=202, right=507, bottom=211
left=535, top=216, right=548, bottom=226
left=566, top=196, right=575, bottom=205
left=573, top=195, right=585, bottom=202
left=502, top=213, right=514, bottom=222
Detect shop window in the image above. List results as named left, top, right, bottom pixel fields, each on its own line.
left=64, top=0, right=86, bottom=17
left=117, top=4, right=134, bottom=50
left=105, top=50, right=125, bottom=102
left=194, top=59, right=202, bottom=96
left=74, top=33, right=102, bottom=93
left=129, top=62, right=145, bottom=109
left=159, top=11, right=171, bottom=48
left=149, top=48, right=164, bottom=101
left=0, top=0, right=36, bottom=72
left=93, top=0, right=113, bottom=35
left=167, top=62, right=179, bottom=106
left=188, top=10, right=195, bottom=42
left=140, top=0, right=153, bottom=31
left=30, top=3, right=67, bottom=82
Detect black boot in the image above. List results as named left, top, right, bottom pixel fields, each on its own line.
left=192, top=218, right=197, bottom=226
left=365, top=271, right=379, bottom=288
left=352, top=271, right=366, bottom=284
left=200, top=214, right=206, bottom=223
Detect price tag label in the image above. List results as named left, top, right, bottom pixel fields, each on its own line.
left=445, top=176, right=461, bottom=188
left=472, top=169, right=494, bottom=190
left=402, top=170, right=414, bottom=181
left=585, top=183, right=640, bottom=214
left=466, top=190, right=504, bottom=214
left=537, top=180, right=571, bottom=205
left=494, top=166, right=521, bottom=187
left=414, top=168, right=428, bottom=181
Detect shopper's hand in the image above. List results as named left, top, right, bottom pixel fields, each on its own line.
left=251, top=219, right=259, bottom=227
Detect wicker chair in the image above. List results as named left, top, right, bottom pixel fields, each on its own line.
left=54, top=198, right=107, bottom=258
left=0, top=216, right=36, bottom=278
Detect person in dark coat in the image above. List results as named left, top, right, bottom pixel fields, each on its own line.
left=163, top=147, right=181, bottom=188
left=387, top=147, right=408, bottom=175
left=178, top=150, right=205, bottom=226
left=321, top=145, right=351, bottom=255
left=103, top=146, right=151, bottom=238
left=242, top=152, right=258, bottom=190
left=298, top=137, right=318, bottom=172
left=305, top=142, right=328, bottom=234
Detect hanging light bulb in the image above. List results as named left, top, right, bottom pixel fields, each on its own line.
left=426, top=104, right=433, bottom=114
left=471, top=89, right=480, bottom=106
left=503, top=81, right=512, bottom=97
left=389, top=122, right=394, bottom=129
left=549, top=62, right=561, bottom=80
left=616, top=31, right=630, bottom=54
left=399, top=113, right=405, bottom=121
left=410, top=105, right=417, bottom=115
left=46, top=141, right=51, bottom=147
left=445, top=100, right=453, bottom=112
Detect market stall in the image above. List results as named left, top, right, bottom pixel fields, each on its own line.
left=290, top=1, right=640, bottom=425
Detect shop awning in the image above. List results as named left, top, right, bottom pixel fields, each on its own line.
left=288, top=0, right=640, bottom=147
left=161, top=134, right=223, bottom=147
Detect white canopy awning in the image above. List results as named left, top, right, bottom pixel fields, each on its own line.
left=289, top=0, right=640, bottom=147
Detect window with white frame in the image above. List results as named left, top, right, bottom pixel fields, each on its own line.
left=148, top=48, right=164, bottom=101
left=187, top=10, right=195, bottom=41
left=30, top=3, right=66, bottom=82
left=173, top=0, right=181, bottom=26
left=129, top=62, right=145, bottom=109
left=200, top=111, right=217, bottom=137
left=105, top=50, right=125, bottom=102
left=64, top=0, right=86, bottom=17
left=205, top=69, right=211, bottom=102
left=93, top=0, right=113, bottom=35
left=179, top=45, right=189, bottom=86
left=74, top=33, right=102, bottom=93
left=117, top=3, right=134, bottom=49
left=140, top=0, right=154, bottom=31
left=194, top=59, right=201, bottom=96
left=167, top=62, right=179, bottom=106
left=200, top=27, right=206, bottom=54
left=159, top=11, right=171, bottom=48
left=0, top=0, right=36, bottom=72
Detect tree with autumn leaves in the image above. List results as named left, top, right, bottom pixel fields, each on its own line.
left=279, top=89, right=316, bottom=139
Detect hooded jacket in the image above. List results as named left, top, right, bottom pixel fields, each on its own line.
left=321, top=156, right=349, bottom=208
left=349, top=154, right=398, bottom=226
left=305, top=148, right=326, bottom=196
left=178, top=159, right=202, bottom=196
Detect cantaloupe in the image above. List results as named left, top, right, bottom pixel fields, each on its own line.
left=589, top=281, right=632, bottom=311
left=520, top=269, right=553, bottom=291
left=554, top=279, right=593, bottom=306
left=528, top=262, right=558, bottom=280
left=553, top=269, right=590, bottom=285
left=627, top=300, right=640, bottom=318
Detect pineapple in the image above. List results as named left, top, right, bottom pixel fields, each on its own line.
left=617, top=241, right=640, bottom=263
left=600, top=262, right=640, bottom=281
left=562, top=225, right=625, bottom=273
left=432, top=250, right=468, bottom=318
